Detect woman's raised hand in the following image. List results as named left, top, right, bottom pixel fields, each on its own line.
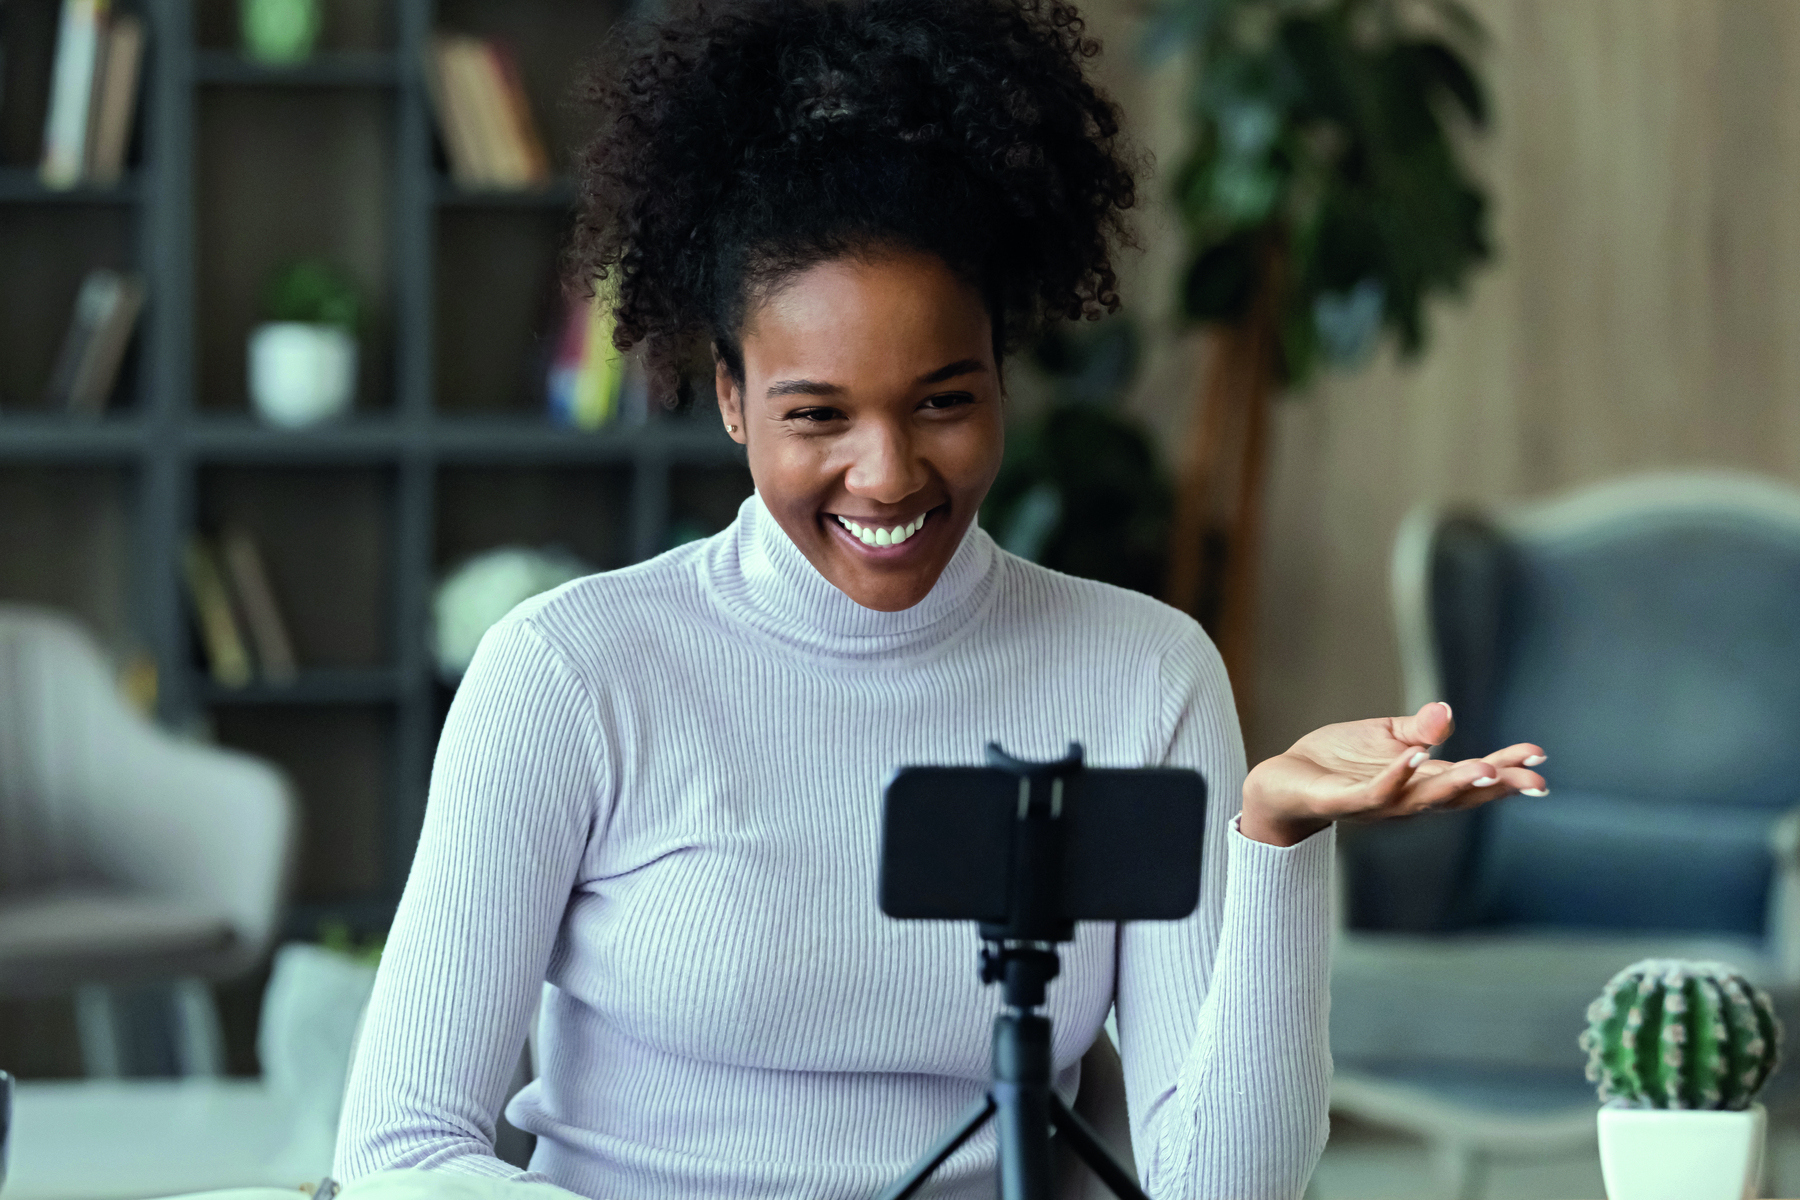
left=1238, top=701, right=1547, bottom=847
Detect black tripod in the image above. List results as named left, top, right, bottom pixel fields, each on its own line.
left=876, top=745, right=1154, bottom=1200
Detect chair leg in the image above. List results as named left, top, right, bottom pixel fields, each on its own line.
left=171, top=978, right=226, bottom=1077
left=74, top=985, right=124, bottom=1078
left=1429, top=1140, right=1486, bottom=1200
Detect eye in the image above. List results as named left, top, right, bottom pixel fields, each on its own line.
left=921, top=391, right=975, bottom=411
left=784, top=406, right=844, bottom=424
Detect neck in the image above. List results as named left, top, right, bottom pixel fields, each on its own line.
left=701, top=492, right=1000, bottom=663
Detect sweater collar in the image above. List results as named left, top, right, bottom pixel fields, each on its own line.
left=703, top=491, right=999, bottom=662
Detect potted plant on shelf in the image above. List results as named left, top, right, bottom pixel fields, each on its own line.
left=240, top=0, right=322, bottom=65
left=1583, top=959, right=1783, bottom=1200
left=249, top=259, right=360, bottom=428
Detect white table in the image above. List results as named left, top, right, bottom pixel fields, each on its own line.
left=7, top=1079, right=317, bottom=1200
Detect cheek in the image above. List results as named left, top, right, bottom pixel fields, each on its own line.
left=744, top=432, right=834, bottom=508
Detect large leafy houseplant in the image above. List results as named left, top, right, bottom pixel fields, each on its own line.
left=984, top=318, right=1172, bottom=596
left=1147, top=0, right=1491, bottom=699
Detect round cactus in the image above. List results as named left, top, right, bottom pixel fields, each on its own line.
left=1581, top=959, right=1782, bottom=1110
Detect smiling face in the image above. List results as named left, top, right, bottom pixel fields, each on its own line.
left=715, top=249, right=1005, bottom=611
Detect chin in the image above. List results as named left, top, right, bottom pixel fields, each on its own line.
left=815, top=501, right=966, bottom=609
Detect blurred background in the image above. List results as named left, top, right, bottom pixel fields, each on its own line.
left=2, top=1, right=1798, bottom=1198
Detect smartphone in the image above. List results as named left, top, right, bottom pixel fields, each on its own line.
left=879, top=764, right=1207, bottom=923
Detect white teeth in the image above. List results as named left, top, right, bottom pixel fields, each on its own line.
left=835, top=510, right=930, bottom=547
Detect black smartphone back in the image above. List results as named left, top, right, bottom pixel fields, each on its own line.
left=879, top=765, right=1207, bottom=923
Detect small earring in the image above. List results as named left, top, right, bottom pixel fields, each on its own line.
left=725, top=424, right=738, bottom=433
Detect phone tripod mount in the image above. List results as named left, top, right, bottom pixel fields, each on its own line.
left=876, top=743, right=1174, bottom=1200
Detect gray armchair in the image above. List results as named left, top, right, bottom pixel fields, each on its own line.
left=0, top=605, right=297, bottom=1075
left=1328, top=470, right=1800, bottom=1199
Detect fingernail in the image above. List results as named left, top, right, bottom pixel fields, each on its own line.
left=1439, top=702, right=1454, bottom=719
left=1521, top=787, right=1549, bottom=797
left=1408, top=751, right=1429, bottom=768
left=1471, top=776, right=1497, bottom=787
left=1524, top=754, right=1546, bottom=767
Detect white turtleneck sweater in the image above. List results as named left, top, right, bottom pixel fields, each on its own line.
left=335, top=494, right=1334, bottom=1200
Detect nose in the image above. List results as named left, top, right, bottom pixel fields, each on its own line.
left=843, top=419, right=928, bottom=505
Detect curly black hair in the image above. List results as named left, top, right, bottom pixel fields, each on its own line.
left=567, top=0, right=1139, bottom=406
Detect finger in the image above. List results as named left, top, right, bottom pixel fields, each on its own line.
left=1403, top=757, right=1508, bottom=812
left=1482, top=742, right=1547, bottom=770
left=1390, top=701, right=1455, bottom=750
left=1431, top=765, right=1549, bottom=811
left=1364, top=745, right=1433, bottom=803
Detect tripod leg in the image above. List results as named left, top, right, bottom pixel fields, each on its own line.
left=995, top=1078, right=1055, bottom=1200
left=875, top=1094, right=996, bottom=1200
left=1050, top=1095, right=1152, bottom=1200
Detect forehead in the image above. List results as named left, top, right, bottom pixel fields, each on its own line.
left=740, top=251, right=993, bottom=384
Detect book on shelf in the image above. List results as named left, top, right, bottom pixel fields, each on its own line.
left=184, top=538, right=254, bottom=689
left=42, top=0, right=109, bottom=188
left=219, top=526, right=299, bottom=684
left=425, top=33, right=552, bottom=189
left=424, top=35, right=486, bottom=188
left=547, top=290, right=625, bottom=431
left=44, top=269, right=145, bottom=413
left=485, top=42, right=551, bottom=184
left=41, top=0, right=143, bottom=188
left=85, top=13, right=146, bottom=185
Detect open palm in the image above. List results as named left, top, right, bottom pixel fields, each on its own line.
left=1240, top=702, right=1547, bottom=845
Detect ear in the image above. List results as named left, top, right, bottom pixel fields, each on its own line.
left=714, top=354, right=746, bottom=445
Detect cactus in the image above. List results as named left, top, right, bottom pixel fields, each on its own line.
left=1581, top=959, right=1782, bottom=1110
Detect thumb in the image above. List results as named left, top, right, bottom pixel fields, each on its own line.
left=1392, top=701, right=1454, bottom=749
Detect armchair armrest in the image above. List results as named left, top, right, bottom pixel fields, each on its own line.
left=85, top=713, right=298, bottom=974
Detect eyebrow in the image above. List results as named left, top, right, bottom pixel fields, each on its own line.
left=764, top=357, right=988, bottom=398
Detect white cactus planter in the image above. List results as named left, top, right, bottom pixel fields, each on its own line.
left=1598, top=1104, right=1764, bottom=1200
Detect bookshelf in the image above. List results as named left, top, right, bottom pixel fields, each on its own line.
left=0, top=0, right=751, bottom=969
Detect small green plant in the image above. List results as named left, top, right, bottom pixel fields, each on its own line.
left=264, top=259, right=360, bottom=329
left=1581, top=959, right=1782, bottom=1110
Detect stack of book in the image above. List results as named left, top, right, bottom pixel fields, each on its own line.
left=184, top=529, right=299, bottom=688
left=41, top=0, right=146, bottom=189
left=45, top=269, right=145, bottom=413
left=424, top=34, right=552, bottom=190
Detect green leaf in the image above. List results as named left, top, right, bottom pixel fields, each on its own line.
left=1413, top=39, right=1488, bottom=127
left=1211, top=157, right=1283, bottom=222
left=265, top=259, right=360, bottom=328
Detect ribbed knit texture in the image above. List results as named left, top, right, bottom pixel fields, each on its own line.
left=336, top=494, right=1334, bottom=1200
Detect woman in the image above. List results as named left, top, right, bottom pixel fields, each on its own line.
left=336, top=2, right=1546, bottom=1197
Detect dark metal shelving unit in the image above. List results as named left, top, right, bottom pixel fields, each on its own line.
left=0, top=166, right=144, bottom=202
left=435, top=178, right=578, bottom=208
left=191, top=48, right=403, bottom=86
left=2, top=0, right=745, bottom=938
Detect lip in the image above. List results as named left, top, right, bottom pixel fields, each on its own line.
left=824, top=504, right=947, bottom=557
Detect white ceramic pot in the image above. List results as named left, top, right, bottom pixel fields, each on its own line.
left=248, top=321, right=357, bottom=427
left=1598, top=1104, right=1765, bottom=1200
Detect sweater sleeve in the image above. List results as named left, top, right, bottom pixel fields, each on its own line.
left=335, top=615, right=608, bottom=1184
left=1113, top=623, right=1334, bottom=1200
